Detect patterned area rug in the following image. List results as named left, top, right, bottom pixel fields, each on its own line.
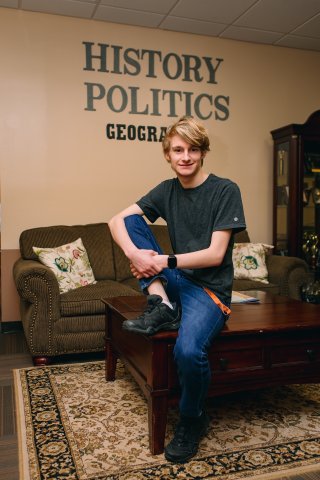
left=14, top=361, right=320, bottom=480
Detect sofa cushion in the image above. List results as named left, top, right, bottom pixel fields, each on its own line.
left=120, top=277, right=141, bottom=292
left=54, top=315, right=106, bottom=335
left=60, top=279, right=140, bottom=316
left=33, top=238, right=97, bottom=294
left=232, top=278, right=280, bottom=295
left=19, top=223, right=115, bottom=281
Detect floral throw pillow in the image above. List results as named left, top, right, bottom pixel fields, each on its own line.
left=33, top=238, right=96, bottom=293
left=232, top=243, right=274, bottom=284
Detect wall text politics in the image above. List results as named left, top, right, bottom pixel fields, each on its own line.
left=83, top=42, right=230, bottom=141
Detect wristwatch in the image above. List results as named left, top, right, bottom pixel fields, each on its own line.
left=167, top=254, right=177, bottom=269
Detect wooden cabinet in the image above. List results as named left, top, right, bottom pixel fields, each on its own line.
left=271, top=110, right=320, bottom=266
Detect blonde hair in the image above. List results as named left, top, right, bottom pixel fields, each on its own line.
left=162, top=116, right=210, bottom=157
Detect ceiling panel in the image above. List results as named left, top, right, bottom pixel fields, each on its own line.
left=0, top=0, right=19, bottom=8
left=161, top=16, right=227, bottom=37
left=22, top=0, right=96, bottom=18
left=221, top=26, right=283, bottom=45
left=170, top=0, right=258, bottom=24
left=94, top=4, right=163, bottom=27
left=292, top=13, right=320, bottom=39
left=234, top=0, right=320, bottom=33
left=275, top=34, right=320, bottom=51
left=100, top=0, right=177, bottom=14
left=0, top=0, right=18, bottom=7
left=2, top=0, right=320, bottom=52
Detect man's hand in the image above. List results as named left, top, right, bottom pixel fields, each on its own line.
left=129, top=249, right=165, bottom=279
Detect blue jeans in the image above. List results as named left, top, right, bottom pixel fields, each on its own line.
left=124, top=215, right=227, bottom=417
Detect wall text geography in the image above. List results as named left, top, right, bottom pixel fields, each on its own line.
left=83, top=42, right=230, bottom=141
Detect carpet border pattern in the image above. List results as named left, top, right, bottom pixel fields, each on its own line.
left=14, top=361, right=320, bottom=480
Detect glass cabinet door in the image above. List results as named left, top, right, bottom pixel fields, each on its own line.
left=275, top=142, right=289, bottom=255
left=302, top=140, right=320, bottom=267
left=272, top=111, right=320, bottom=264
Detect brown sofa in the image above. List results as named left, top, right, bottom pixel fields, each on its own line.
left=13, top=223, right=310, bottom=365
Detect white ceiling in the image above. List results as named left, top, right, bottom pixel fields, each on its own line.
left=2, top=0, right=320, bottom=52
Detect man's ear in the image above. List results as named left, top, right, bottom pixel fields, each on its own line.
left=165, top=153, right=171, bottom=163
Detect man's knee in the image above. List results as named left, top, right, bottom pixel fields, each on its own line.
left=174, top=339, right=200, bottom=371
left=124, top=214, right=147, bottom=232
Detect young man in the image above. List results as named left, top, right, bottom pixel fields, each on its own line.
left=108, top=116, right=246, bottom=463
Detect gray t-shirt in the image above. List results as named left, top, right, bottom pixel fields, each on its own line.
left=137, top=174, right=246, bottom=305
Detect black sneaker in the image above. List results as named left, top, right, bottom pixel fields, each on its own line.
left=164, top=411, right=210, bottom=463
left=122, top=295, right=180, bottom=335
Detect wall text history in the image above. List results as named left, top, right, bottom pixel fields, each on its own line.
left=83, top=41, right=230, bottom=141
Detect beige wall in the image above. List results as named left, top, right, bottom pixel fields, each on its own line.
left=1, top=8, right=320, bottom=321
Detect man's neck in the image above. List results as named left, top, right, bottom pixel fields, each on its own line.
left=177, top=171, right=209, bottom=189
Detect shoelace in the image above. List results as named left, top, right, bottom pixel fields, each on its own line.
left=173, top=422, right=195, bottom=446
left=136, top=301, right=160, bottom=320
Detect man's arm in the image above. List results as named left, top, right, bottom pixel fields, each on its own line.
left=131, top=229, right=232, bottom=279
left=108, top=204, right=164, bottom=278
left=108, top=203, right=143, bottom=257
left=155, top=229, right=231, bottom=269
left=109, top=205, right=231, bottom=278
left=175, top=229, right=232, bottom=268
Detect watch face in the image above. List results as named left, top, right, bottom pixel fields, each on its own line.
left=168, top=255, right=177, bottom=269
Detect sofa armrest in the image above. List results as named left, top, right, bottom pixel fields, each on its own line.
left=13, top=258, right=61, bottom=354
left=266, top=255, right=310, bottom=300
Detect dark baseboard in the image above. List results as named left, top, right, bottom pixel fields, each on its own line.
left=0, top=321, right=23, bottom=334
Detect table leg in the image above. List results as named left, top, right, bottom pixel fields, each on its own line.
left=147, top=392, right=169, bottom=455
left=105, top=338, right=118, bottom=381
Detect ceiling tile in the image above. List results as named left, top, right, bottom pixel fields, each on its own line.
left=292, top=13, right=320, bottom=39
left=170, top=0, right=257, bottom=24
left=2, top=0, right=320, bottom=52
left=234, top=0, right=320, bottom=33
left=161, top=16, right=227, bottom=37
left=94, top=5, right=163, bottom=28
left=0, top=0, right=19, bottom=7
left=221, top=26, right=283, bottom=45
left=275, top=34, right=320, bottom=51
left=100, top=0, right=177, bottom=15
left=21, top=0, right=96, bottom=18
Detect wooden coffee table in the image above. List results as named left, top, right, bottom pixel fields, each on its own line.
left=103, top=292, right=320, bottom=455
